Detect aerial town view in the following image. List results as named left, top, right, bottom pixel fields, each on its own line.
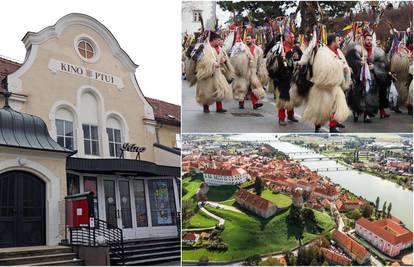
left=181, top=134, right=413, bottom=266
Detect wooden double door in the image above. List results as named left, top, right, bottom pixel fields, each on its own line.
left=0, top=171, right=46, bottom=247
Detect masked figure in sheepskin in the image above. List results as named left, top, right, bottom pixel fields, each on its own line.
left=389, top=34, right=413, bottom=115
left=185, top=31, right=234, bottom=113
left=229, top=33, right=267, bottom=110
left=346, top=33, right=391, bottom=122
left=301, top=34, right=352, bottom=133
left=265, top=33, right=303, bottom=126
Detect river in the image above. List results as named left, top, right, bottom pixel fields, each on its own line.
left=229, top=134, right=413, bottom=230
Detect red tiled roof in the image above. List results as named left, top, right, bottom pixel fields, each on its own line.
left=332, top=229, right=369, bottom=260
left=235, top=189, right=276, bottom=211
left=204, top=167, right=246, bottom=176
left=321, top=247, right=351, bottom=266
left=336, top=199, right=344, bottom=210
left=314, top=184, right=339, bottom=197
left=146, top=97, right=180, bottom=126
left=0, top=56, right=22, bottom=89
left=182, top=232, right=196, bottom=241
left=387, top=262, right=400, bottom=266
left=356, top=217, right=413, bottom=245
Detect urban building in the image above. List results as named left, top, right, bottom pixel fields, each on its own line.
left=182, top=1, right=217, bottom=34
left=234, top=189, right=278, bottom=218
left=0, top=13, right=180, bottom=265
left=356, top=217, right=413, bottom=257
left=313, top=184, right=340, bottom=201
left=203, top=167, right=249, bottom=186
left=321, top=247, right=351, bottom=266
left=332, top=229, right=370, bottom=264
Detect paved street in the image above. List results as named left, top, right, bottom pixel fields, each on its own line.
left=198, top=202, right=225, bottom=226
left=182, top=80, right=413, bottom=133
left=205, top=201, right=242, bottom=213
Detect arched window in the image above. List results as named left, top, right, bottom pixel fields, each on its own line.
left=106, top=117, right=123, bottom=157
left=55, top=108, right=75, bottom=150
left=80, top=92, right=100, bottom=156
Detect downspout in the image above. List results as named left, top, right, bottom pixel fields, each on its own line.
left=155, top=121, right=164, bottom=144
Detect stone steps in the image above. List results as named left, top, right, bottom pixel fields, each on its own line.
left=111, top=237, right=180, bottom=266
left=0, top=246, right=83, bottom=266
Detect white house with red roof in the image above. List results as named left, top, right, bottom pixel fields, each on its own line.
left=332, top=229, right=370, bottom=264
left=182, top=232, right=199, bottom=244
left=234, top=189, right=278, bottom=218
left=313, top=184, right=340, bottom=201
left=356, top=217, right=413, bottom=257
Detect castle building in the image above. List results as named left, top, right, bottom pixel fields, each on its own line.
left=203, top=167, right=249, bottom=186
left=356, top=217, right=413, bottom=257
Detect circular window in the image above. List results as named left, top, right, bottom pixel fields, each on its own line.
left=78, top=40, right=94, bottom=59
left=74, top=35, right=100, bottom=63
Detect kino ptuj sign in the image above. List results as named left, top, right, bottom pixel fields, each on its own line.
left=120, top=143, right=146, bottom=160
left=48, top=59, right=124, bottom=89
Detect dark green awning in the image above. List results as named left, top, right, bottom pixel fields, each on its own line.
left=0, top=106, right=73, bottom=154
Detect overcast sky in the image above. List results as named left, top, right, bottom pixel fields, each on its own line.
left=0, top=0, right=181, bottom=105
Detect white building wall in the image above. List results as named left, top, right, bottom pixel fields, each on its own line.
left=203, top=173, right=247, bottom=186
left=182, top=1, right=217, bottom=34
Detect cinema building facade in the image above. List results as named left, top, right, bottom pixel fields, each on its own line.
left=0, top=13, right=180, bottom=264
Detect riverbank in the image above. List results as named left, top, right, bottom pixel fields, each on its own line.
left=319, top=150, right=413, bottom=191
left=264, top=140, right=413, bottom=230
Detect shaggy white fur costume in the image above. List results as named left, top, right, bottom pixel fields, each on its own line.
left=187, top=42, right=233, bottom=106
left=301, top=46, right=351, bottom=125
left=390, top=50, right=411, bottom=106
left=230, top=43, right=267, bottom=101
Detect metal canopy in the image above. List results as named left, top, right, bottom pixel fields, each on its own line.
left=66, top=157, right=180, bottom=177
left=0, top=105, right=73, bottom=154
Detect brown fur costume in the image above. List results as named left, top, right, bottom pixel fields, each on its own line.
left=390, top=50, right=411, bottom=106
left=408, top=65, right=413, bottom=106
left=301, top=46, right=351, bottom=125
left=185, top=57, right=198, bottom=86
left=188, top=42, right=233, bottom=106
left=251, top=45, right=269, bottom=86
left=230, top=44, right=266, bottom=101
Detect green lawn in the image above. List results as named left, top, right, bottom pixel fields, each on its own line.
left=260, top=190, right=292, bottom=208
left=187, top=210, right=218, bottom=229
left=219, top=199, right=236, bottom=206
left=182, top=206, right=335, bottom=261
left=206, top=185, right=238, bottom=202
left=183, top=176, right=204, bottom=201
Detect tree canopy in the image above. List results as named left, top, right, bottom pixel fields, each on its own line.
left=217, top=1, right=359, bottom=33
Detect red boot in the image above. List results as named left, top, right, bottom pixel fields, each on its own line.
left=329, top=120, right=340, bottom=133
left=287, top=109, right=298, bottom=122
left=216, top=101, right=227, bottom=113
left=250, top=91, right=263, bottom=109
left=379, top=108, right=390, bottom=119
left=278, top=109, right=286, bottom=125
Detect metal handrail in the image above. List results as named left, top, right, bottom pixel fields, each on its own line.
left=69, top=218, right=124, bottom=265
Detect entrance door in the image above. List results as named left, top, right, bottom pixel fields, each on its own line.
left=0, top=171, right=46, bottom=248
left=103, top=178, right=133, bottom=239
